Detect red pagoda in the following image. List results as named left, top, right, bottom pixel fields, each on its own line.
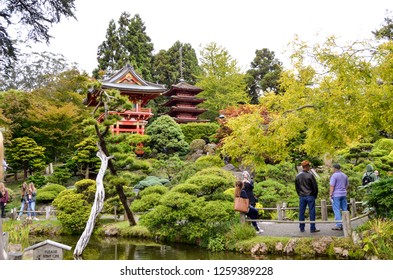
left=84, top=64, right=166, bottom=135
left=162, top=80, right=208, bottom=123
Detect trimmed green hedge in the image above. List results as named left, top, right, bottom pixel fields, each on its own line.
left=180, top=122, right=219, bottom=143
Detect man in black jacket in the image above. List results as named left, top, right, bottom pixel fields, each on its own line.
left=295, top=160, right=320, bottom=233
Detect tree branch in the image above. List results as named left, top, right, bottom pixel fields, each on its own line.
left=282, top=105, right=318, bottom=116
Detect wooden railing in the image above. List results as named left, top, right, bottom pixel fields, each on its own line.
left=241, top=198, right=368, bottom=237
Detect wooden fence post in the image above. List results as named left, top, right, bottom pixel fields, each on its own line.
left=239, top=213, right=246, bottom=224
left=276, top=203, right=283, bottom=220
left=350, top=198, right=356, bottom=218
left=45, top=206, right=51, bottom=220
left=12, top=207, right=17, bottom=220
left=321, top=199, right=328, bottom=221
left=342, top=211, right=352, bottom=237
left=282, top=202, right=287, bottom=220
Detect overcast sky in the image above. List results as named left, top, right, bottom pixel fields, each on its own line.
left=28, top=0, right=392, bottom=75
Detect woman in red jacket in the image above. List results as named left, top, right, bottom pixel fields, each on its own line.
left=0, top=182, right=9, bottom=218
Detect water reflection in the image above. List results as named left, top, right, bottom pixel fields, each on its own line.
left=30, top=236, right=255, bottom=260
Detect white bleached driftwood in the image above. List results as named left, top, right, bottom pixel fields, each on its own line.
left=73, top=147, right=111, bottom=257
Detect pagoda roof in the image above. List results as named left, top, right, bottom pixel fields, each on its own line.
left=83, top=64, right=166, bottom=107
left=102, top=64, right=166, bottom=94
left=163, top=80, right=203, bottom=96
left=162, top=96, right=206, bottom=107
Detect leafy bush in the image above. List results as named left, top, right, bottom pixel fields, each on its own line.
left=131, top=193, right=162, bottom=212
left=225, top=223, right=256, bottom=250
left=171, top=183, right=200, bottom=195
left=189, top=139, right=206, bottom=152
left=74, top=179, right=96, bottom=203
left=52, top=190, right=90, bottom=234
left=139, top=185, right=169, bottom=196
left=374, top=138, right=393, bottom=153
left=180, top=122, right=219, bottom=143
left=357, top=218, right=393, bottom=259
left=195, top=155, right=224, bottom=169
left=27, top=174, right=46, bottom=188
left=364, top=177, right=393, bottom=219
left=134, top=176, right=170, bottom=189
left=36, top=184, right=67, bottom=203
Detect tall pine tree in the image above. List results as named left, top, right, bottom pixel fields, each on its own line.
left=246, top=48, right=282, bottom=104
left=94, top=12, right=154, bottom=79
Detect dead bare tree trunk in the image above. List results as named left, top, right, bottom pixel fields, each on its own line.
left=73, top=147, right=110, bottom=257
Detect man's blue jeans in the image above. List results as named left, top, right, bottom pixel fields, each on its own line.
left=332, top=196, right=347, bottom=227
left=299, top=196, right=316, bottom=231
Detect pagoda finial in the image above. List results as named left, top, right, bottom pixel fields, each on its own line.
left=179, top=45, right=184, bottom=82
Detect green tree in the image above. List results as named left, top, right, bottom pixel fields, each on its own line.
left=146, top=115, right=189, bottom=159
left=262, top=36, right=379, bottom=158
left=152, top=41, right=201, bottom=87
left=94, top=12, right=154, bottom=79
left=373, top=10, right=393, bottom=40
left=6, top=137, right=46, bottom=179
left=196, top=42, right=250, bottom=120
left=0, top=0, right=76, bottom=74
left=0, top=89, right=33, bottom=139
left=72, top=137, right=101, bottom=178
left=246, top=48, right=283, bottom=103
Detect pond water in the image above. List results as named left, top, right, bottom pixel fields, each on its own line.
left=29, top=235, right=256, bottom=260
left=28, top=235, right=334, bottom=260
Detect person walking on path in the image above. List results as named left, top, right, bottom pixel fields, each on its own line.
left=295, top=160, right=320, bottom=233
left=17, top=182, right=29, bottom=220
left=234, top=180, right=263, bottom=233
left=362, top=164, right=377, bottom=186
left=329, top=163, right=349, bottom=231
left=242, top=171, right=257, bottom=207
left=27, top=182, right=38, bottom=220
left=0, top=182, right=9, bottom=218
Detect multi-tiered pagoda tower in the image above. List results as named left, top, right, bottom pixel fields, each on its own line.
left=162, top=81, right=208, bottom=123
left=84, top=64, right=166, bottom=135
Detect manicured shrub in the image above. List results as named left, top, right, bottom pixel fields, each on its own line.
left=189, top=139, right=206, bottom=152
left=180, top=122, right=219, bottom=143
left=131, top=193, right=162, bottom=212
left=36, top=184, right=67, bottom=203
left=52, top=189, right=90, bottom=234
left=195, top=155, right=224, bottom=169
left=134, top=176, right=170, bottom=189
left=374, top=138, right=393, bottom=153
left=171, top=183, right=200, bottom=195
left=139, top=185, right=169, bottom=196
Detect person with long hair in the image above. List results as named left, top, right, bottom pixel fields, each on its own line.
left=17, top=182, right=28, bottom=220
left=234, top=180, right=263, bottom=233
left=27, top=182, right=38, bottom=221
left=0, top=182, right=9, bottom=218
left=242, top=171, right=257, bottom=207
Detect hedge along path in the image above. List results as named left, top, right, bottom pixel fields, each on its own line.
left=73, top=145, right=112, bottom=257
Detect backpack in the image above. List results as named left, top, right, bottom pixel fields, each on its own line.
left=362, top=173, right=373, bottom=186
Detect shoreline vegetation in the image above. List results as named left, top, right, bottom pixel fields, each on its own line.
left=3, top=217, right=388, bottom=260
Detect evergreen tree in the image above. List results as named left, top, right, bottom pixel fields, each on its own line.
left=146, top=115, right=189, bottom=159
left=373, top=10, right=393, bottom=41
left=6, top=137, right=46, bottom=179
left=246, top=48, right=283, bottom=104
left=94, top=12, right=154, bottom=79
left=0, top=0, right=76, bottom=75
left=196, top=42, right=250, bottom=120
left=152, top=41, right=201, bottom=87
